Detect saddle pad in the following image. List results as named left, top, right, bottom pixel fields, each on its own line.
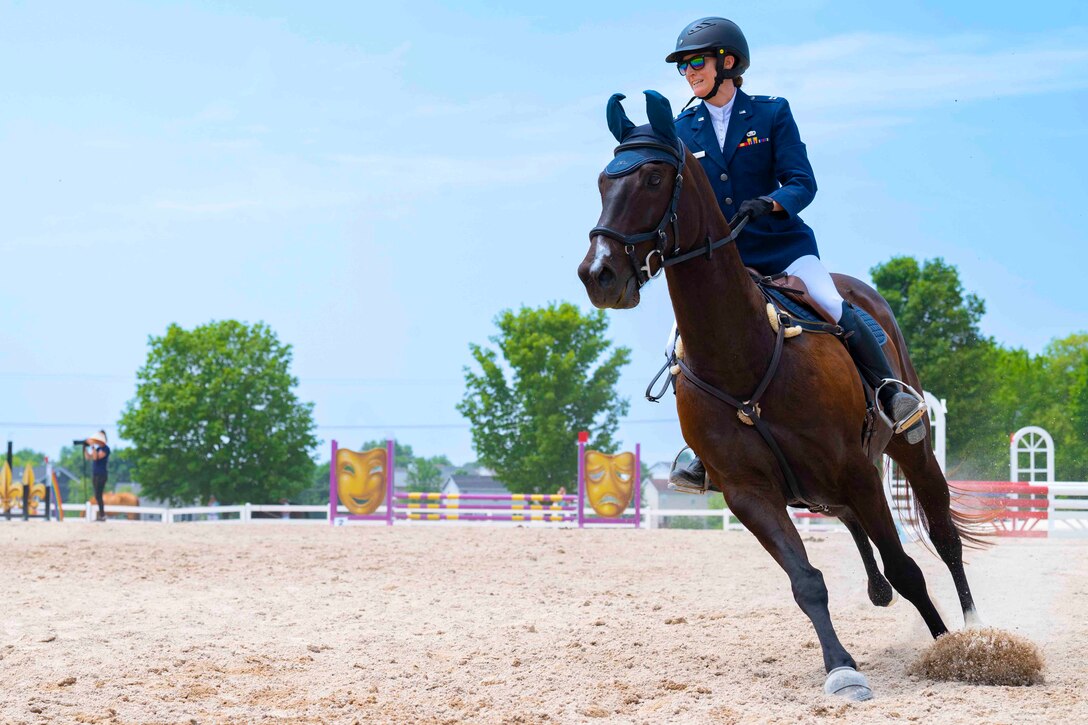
left=763, top=287, right=888, bottom=346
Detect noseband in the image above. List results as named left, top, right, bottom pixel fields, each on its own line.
left=589, top=138, right=748, bottom=287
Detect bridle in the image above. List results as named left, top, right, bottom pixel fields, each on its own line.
left=589, top=136, right=749, bottom=288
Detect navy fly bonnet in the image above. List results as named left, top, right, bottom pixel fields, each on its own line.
left=604, top=91, right=683, bottom=176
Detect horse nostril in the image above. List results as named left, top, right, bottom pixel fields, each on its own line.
left=596, top=267, right=615, bottom=289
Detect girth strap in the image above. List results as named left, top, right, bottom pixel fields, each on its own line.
left=674, top=321, right=825, bottom=511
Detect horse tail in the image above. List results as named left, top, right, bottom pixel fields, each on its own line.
left=881, top=317, right=1000, bottom=551
left=885, top=447, right=1001, bottom=552
left=944, top=482, right=1003, bottom=549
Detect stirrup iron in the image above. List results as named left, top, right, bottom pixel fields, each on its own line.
left=668, top=478, right=709, bottom=495
left=874, top=379, right=927, bottom=433
left=667, top=447, right=708, bottom=495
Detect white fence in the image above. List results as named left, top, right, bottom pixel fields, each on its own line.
left=54, top=502, right=840, bottom=530
left=71, top=502, right=328, bottom=523
left=18, top=483, right=1088, bottom=538
left=1044, top=483, right=1088, bottom=537
left=644, top=507, right=846, bottom=533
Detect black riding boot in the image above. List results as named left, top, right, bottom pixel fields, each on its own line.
left=839, top=302, right=927, bottom=444
left=668, top=451, right=708, bottom=493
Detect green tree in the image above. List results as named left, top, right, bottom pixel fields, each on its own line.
left=107, top=447, right=138, bottom=483
left=1036, top=334, right=1088, bottom=479
left=10, top=448, right=45, bottom=468
left=457, top=302, right=631, bottom=494
left=358, top=439, right=414, bottom=466
left=118, top=320, right=317, bottom=505
left=871, top=257, right=1003, bottom=477
left=53, top=445, right=88, bottom=503
left=406, top=454, right=451, bottom=493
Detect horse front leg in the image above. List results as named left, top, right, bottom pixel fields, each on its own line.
left=722, top=482, right=873, bottom=701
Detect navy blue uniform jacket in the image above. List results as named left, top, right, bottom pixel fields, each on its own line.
left=674, top=90, right=819, bottom=274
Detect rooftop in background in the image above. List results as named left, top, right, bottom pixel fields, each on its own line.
left=442, top=474, right=513, bottom=497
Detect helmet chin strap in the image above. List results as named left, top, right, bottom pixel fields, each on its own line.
left=703, top=54, right=729, bottom=101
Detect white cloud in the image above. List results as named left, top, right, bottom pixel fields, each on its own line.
left=757, top=31, right=1088, bottom=110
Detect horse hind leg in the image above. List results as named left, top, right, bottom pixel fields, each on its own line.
left=841, top=515, right=896, bottom=607
left=887, top=439, right=983, bottom=627
left=849, top=464, right=949, bottom=639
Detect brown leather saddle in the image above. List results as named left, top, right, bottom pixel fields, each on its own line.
left=749, top=268, right=839, bottom=325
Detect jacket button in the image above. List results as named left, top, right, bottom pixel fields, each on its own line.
left=720, top=173, right=728, bottom=181
left=724, top=197, right=733, bottom=205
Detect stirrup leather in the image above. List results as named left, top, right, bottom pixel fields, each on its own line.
left=873, top=379, right=928, bottom=433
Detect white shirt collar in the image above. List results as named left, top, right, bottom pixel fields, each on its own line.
left=704, top=93, right=735, bottom=150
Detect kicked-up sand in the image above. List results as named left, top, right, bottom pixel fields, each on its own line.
left=1, top=521, right=1085, bottom=724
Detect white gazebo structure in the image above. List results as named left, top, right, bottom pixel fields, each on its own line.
left=923, top=391, right=947, bottom=473
left=1010, top=426, right=1055, bottom=483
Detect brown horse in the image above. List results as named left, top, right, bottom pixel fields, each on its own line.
left=90, top=491, right=140, bottom=520
left=578, top=92, right=985, bottom=701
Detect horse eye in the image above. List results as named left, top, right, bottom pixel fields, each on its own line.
left=648, top=173, right=662, bottom=187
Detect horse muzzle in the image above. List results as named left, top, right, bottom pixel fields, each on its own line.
left=578, top=252, right=640, bottom=309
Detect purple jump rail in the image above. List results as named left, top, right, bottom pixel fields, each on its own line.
left=397, top=512, right=575, bottom=522
left=403, top=503, right=572, bottom=512
left=395, top=492, right=576, bottom=502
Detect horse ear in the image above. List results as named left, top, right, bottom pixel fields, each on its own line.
left=606, top=93, right=636, bottom=142
left=643, top=90, right=678, bottom=146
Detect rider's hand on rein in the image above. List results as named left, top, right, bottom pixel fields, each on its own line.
left=738, top=197, right=775, bottom=220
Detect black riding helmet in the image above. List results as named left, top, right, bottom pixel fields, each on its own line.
left=666, top=17, right=750, bottom=102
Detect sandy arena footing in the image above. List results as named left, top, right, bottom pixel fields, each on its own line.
left=1, top=523, right=1085, bottom=724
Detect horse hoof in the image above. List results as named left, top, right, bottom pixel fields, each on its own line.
left=824, top=667, right=873, bottom=701
left=867, top=579, right=896, bottom=607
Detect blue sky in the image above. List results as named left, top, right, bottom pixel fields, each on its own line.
left=2, top=1, right=1086, bottom=469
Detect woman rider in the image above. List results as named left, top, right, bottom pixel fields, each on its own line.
left=665, top=17, right=927, bottom=492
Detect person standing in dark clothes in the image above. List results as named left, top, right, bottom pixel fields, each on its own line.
left=85, top=430, right=110, bottom=522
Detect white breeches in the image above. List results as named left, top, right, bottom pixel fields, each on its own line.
left=663, top=255, right=845, bottom=358
left=784, top=255, right=844, bottom=322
